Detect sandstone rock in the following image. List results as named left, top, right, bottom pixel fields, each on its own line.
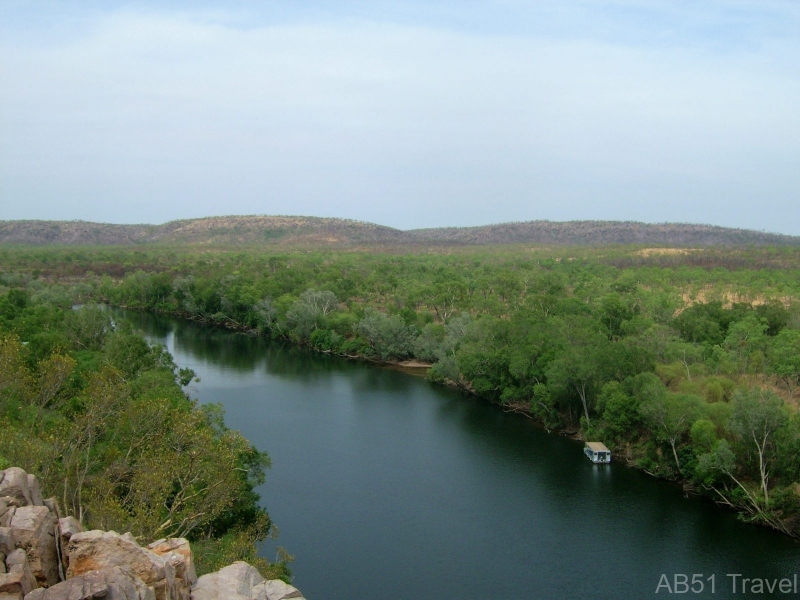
left=58, top=517, right=83, bottom=542
left=0, top=471, right=31, bottom=508
left=147, top=538, right=196, bottom=599
left=190, top=562, right=264, bottom=600
left=24, top=566, right=156, bottom=600
left=252, top=579, right=305, bottom=600
left=0, top=529, right=12, bottom=555
left=2, top=549, right=37, bottom=596
left=67, top=531, right=175, bottom=600
left=0, top=553, right=5, bottom=574
left=41, top=501, right=59, bottom=521
left=9, top=507, right=58, bottom=586
left=24, top=478, right=42, bottom=509
left=0, top=508, right=15, bottom=530
left=0, top=578, right=27, bottom=600
left=55, top=518, right=82, bottom=576
left=147, top=539, right=196, bottom=584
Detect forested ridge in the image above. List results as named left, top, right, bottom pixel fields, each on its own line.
left=3, top=243, right=800, bottom=538
left=2, top=216, right=799, bottom=247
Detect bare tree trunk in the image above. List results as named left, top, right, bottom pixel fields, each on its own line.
left=669, top=438, right=681, bottom=472
left=576, top=382, right=591, bottom=427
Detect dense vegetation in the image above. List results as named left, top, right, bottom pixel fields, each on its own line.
left=0, top=291, right=292, bottom=580
left=2, top=215, right=799, bottom=247
left=2, top=243, right=800, bottom=538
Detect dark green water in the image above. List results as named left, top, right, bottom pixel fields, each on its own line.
left=120, top=310, right=799, bottom=600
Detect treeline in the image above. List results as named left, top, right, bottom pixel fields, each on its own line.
left=2, top=245, right=800, bottom=536
left=0, top=291, right=292, bottom=580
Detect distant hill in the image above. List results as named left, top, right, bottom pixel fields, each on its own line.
left=0, top=216, right=406, bottom=246
left=0, top=216, right=797, bottom=247
left=407, top=220, right=800, bottom=247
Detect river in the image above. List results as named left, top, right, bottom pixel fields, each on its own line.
left=118, top=310, right=799, bottom=600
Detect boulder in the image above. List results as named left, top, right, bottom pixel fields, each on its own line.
left=55, top=518, right=82, bottom=575
left=0, top=529, right=12, bottom=555
left=24, top=566, right=155, bottom=600
left=58, top=517, right=83, bottom=546
left=1, top=549, right=37, bottom=596
left=41, top=501, right=59, bottom=521
left=24, top=478, right=43, bottom=508
left=0, top=500, right=9, bottom=527
left=9, top=507, right=58, bottom=586
left=190, top=562, right=264, bottom=600
left=67, top=531, right=175, bottom=600
left=0, top=574, right=28, bottom=599
left=0, top=471, right=31, bottom=508
left=147, top=538, right=196, bottom=598
left=0, top=508, right=15, bottom=531
left=252, top=579, right=306, bottom=600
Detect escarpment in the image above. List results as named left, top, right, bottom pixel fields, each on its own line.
left=0, top=467, right=305, bottom=600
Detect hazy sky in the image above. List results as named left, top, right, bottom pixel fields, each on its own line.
left=2, top=1, right=799, bottom=233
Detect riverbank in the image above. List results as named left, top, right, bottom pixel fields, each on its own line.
left=113, top=308, right=800, bottom=600
left=114, top=304, right=800, bottom=540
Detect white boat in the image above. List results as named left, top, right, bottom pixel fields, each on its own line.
left=584, top=442, right=611, bottom=464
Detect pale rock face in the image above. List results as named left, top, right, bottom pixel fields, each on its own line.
left=0, top=528, right=12, bottom=555
left=55, top=517, right=82, bottom=575
left=41, top=500, right=59, bottom=521
left=1, top=548, right=37, bottom=596
left=252, top=579, right=306, bottom=600
left=147, top=538, right=197, bottom=597
left=9, top=507, right=58, bottom=587
left=0, top=502, right=18, bottom=530
left=23, top=566, right=156, bottom=600
left=189, top=562, right=305, bottom=600
left=0, top=499, right=9, bottom=528
left=67, top=531, right=176, bottom=600
left=24, top=478, right=43, bottom=508
left=190, top=562, right=265, bottom=600
left=0, top=574, right=29, bottom=599
left=0, top=471, right=31, bottom=508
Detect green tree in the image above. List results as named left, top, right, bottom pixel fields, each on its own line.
left=546, top=319, right=608, bottom=427
left=728, top=388, right=788, bottom=507
left=355, top=310, right=416, bottom=361
left=724, top=313, right=768, bottom=374
left=770, top=329, right=800, bottom=397
left=641, top=392, right=703, bottom=473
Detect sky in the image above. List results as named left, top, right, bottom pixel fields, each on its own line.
left=1, top=0, right=799, bottom=233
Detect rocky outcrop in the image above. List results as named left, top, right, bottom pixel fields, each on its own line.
left=0, top=468, right=306, bottom=600
left=10, top=506, right=59, bottom=586
left=147, top=538, right=196, bottom=597
left=56, top=517, right=82, bottom=576
left=0, top=468, right=36, bottom=507
left=67, top=530, right=184, bottom=600
left=25, top=566, right=155, bottom=600
left=191, top=562, right=305, bottom=600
